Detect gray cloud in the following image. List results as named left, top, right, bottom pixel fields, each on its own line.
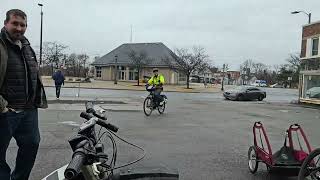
left=1, top=0, right=319, bottom=70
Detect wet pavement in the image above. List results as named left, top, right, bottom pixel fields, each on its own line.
left=44, top=86, right=299, bottom=104
left=6, top=87, right=320, bottom=180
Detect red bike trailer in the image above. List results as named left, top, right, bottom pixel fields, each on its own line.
left=248, top=121, right=312, bottom=175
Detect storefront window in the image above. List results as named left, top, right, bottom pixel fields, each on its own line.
left=178, top=73, right=187, bottom=81
left=303, top=75, right=320, bottom=99
left=129, top=68, right=138, bottom=80
left=96, top=67, right=102, bottom=77
left=118, top=66, right=126, bottom=80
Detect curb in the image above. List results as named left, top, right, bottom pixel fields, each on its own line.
left=289, top=102, right=320, bottom=110
left=47, top=100, right=126, bottom=104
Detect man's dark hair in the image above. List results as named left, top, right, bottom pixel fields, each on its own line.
left=5, top=9, right=27, bottom=23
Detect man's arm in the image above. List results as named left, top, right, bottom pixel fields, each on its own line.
left=0, top=95, right=8, bottom=113
left=52, top=73, right=56, bottom=80
left=159, top=75, right=165, bottom=86
left=148, top=76, right=154, bottom=85
left=62, top=74, right=65, bottom=85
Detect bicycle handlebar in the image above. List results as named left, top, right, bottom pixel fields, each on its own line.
left=80, top=112, right=118, bottom=133
left=85, top=102, right=94, bottom=113
left=64, top=151, right=86, bottom=180
left=80, top=112, right=93, bottom=120
left=96, top=119, right=119, bottom=133
left=85, top=102, right=108, bottom=120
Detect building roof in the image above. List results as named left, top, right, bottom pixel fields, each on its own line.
left=92, top=42, right=176, bottom=67
left=302, top=21, right=320, bottom=28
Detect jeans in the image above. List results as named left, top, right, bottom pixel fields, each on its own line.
left=0, top=109, right=40, bottom=180
left=154, top=88, right=164, bottom=107
left=55, top=85, right=61, bottom=98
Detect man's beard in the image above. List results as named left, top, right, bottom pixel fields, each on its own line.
left=9, top=31, right=24, bottom=41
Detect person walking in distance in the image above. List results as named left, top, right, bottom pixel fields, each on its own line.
left=52, top=69, right=65, bottom=100
left=0, top=9, right=48, bottom=180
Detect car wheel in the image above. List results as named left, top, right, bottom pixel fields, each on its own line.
left=258, top=95, right=264, bottom=101
left=237, top=94, right=244, bottom=101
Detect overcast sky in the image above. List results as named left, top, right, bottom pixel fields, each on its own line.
left=2, top=0, right=319, bottom=70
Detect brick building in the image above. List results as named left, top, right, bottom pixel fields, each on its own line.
left=299, top=21, right=320, bottom=104
left=226, top=71, right=241, bottom=85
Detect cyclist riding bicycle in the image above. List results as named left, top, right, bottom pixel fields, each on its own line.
left=148, top=68, right=165, bottom=107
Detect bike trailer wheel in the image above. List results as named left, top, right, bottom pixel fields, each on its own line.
left=298, top=148, right=320, bottom=180
left=248, top=146, right=259, bottom=174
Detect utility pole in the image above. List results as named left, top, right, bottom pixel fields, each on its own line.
left=291, top=11, right=312, bottom=24
left=38, top=3, right=44, bottom=75
left=114, top=55, right=118, bottom=84
left=55, top=44, right=58, bottom=68
left=221, top=64, right=225, bottom=91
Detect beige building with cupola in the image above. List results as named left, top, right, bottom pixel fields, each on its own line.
left=91, top=43, right=187, bottom=84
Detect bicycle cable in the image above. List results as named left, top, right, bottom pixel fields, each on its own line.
left=101, top=130, right=146, bottom=172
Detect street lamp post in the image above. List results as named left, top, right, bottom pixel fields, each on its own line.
left=38, top=3, right=43, bottom=68
left=291, top=10, right=311, bottom=24
left=221, top=64, right=225, bottom=91
left=114, top=55, right=118, bottom=84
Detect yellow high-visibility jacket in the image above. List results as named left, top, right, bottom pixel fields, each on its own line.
left=148, top=74, right=165, bottom=86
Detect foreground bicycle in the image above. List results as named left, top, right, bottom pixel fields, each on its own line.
left=143, top=85, right=168, bottom=116
left=42, top=102, right=178, bottom=180
left=298, top=148, right=320, bottom=180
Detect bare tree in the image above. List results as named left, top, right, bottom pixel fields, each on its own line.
left=273, top=64, right=280, bottom=74
left=208, top=64, right=218, bottom=74
left=240, top=59, right=254, bottom=72
left=163, top=46, right=209, bottom=89
left=42, top=42, right=68, bottom=75
left=286, top=53, right=301, bottom=71
left=286, top=53, right=301, bottom=86
left=128, top=50, right=148, bottom=86
left=65, top=53, right=78, bottom=76
left=78, top=54, right=89, bottom=77
left=252, top=62, right=267, bottom=74
left=240, top=59, right=254, bottom=85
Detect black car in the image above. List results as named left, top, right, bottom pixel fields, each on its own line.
left=223, top=86, right=266, bottom=101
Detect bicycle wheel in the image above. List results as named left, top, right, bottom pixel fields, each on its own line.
left=157, top=102, right=166, bottom=114
left=248, top=146, right=259, bottom=174
left=298, top=148, right=320, bottom=180
left=143, top=97, right=153, bottom=116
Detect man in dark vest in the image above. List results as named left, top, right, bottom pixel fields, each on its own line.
left=52, top=69, right=65, bottom=100
left=0, top=9, right=48, bottom=180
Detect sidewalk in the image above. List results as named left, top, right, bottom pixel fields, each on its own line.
left=42, top=76, right=224, bottom=93
left=46, top=96, right=142, bottom=112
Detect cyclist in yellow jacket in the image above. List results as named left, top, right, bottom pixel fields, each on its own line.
left=148, top=68, right=165, bottom=107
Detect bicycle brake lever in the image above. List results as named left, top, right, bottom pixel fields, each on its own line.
left=92, top=162, right=102, bottom=176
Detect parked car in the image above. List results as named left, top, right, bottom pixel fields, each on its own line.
left=270, top=83, right=284, bottom=88
left=223, top=86, right=266, bottom=101
left=260, top=83, right=268, bottom=87
left=251, top=80, right=267, bottom=87
left=306, top=87, right=320, bottom=98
